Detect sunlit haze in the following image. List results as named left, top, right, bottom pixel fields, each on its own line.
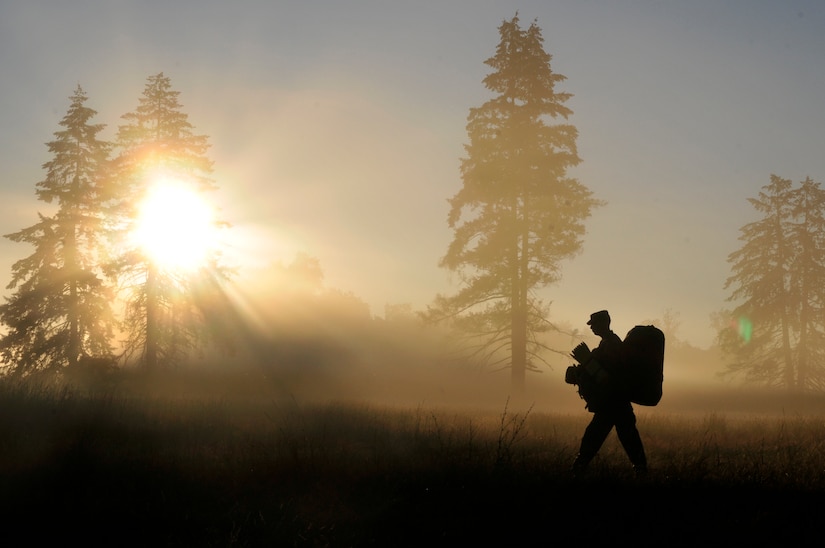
left=3, top=1, right=825, bottom=349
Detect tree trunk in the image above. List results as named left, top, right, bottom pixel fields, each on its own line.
left=145, top=263, right=158, bottom=370
left=66, top=219, right=80, bottom=368
left=780, top=307, right=795, bottom=391
left=510, top=210, right=529, bottom=394
left=511, top=304, right=527, bottom=394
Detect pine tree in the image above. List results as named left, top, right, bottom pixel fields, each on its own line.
left=111, top=72, right=229, bottom=369
left=0, top=86, right=115, bottom=375
left=788, top=177, right=825, bottom=389
left=722, top=175, right=825, bottom=391
left=427, top=15, right=602, bottom=392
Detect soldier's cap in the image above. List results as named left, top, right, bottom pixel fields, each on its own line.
left=587, top=310, right=610, bottom=325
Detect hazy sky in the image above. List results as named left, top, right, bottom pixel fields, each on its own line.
left=2, top=1, right=825, bottom=348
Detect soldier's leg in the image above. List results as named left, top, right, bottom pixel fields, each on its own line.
left=614, top=403, right=647, bottom=473
left=573, top=412, right=614, bottom=470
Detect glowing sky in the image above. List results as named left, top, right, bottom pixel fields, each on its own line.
left=2, top=1, right=825, bottom=348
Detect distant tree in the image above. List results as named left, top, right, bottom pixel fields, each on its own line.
left=268, top=253, right=371, bottom=326
left=110, top=72, right=229, bottom=368
left=272, top=252, right=325, bottom=297
left=640, top=308, right=683, bottom=348
left=384, top=303, right=416, bottom=323
left=0, top=86, right=116, bottom=375
left=722, top=175, right=825, bottom=391
left=425, top=14, right=602, bottom=392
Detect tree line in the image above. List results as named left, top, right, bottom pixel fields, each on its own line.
left=3, top=14, right=824, bottom=395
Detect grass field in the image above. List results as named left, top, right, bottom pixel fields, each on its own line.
left=1, top=369, right=824, bottom=546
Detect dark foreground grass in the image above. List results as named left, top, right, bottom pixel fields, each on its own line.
left=1, top=379, right=824, bottom=546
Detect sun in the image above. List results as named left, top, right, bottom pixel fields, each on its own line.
left=132, top=177, right=218, bottom=271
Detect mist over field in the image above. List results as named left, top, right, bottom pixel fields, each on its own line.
left=51, top=293, right=823, bottom=421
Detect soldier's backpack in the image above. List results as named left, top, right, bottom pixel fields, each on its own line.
left=622, top=325, right=665, bottom=406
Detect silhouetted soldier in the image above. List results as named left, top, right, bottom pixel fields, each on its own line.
left=570, top=310, right=647, bottom=475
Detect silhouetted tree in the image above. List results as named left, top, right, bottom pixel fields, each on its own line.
left=111, top=73, right=229, bottom=368
left=426, top=15, right=602, bottom=392
left=722, top=175, right=825, bottom=391
left=0, top=86, right=116, bottom=375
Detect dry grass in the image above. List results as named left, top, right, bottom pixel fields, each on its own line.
left=1, top=372, right=824, bottom=546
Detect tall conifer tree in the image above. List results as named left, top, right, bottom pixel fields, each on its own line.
left=112, top=72, right=228, bottom=368
left=427, top=15, right=601, bottom=392
left=787, top=177, right=825, bottom=389
left=723, top=175, right=825, bottom=391
left=0, top=86, right=115, bottom=374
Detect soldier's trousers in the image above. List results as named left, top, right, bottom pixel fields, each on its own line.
left=575, top=400, right=647, bottom=468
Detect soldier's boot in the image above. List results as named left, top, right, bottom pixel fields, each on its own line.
left=571, top=453, right=590, bottom=477
left=631, top=451, right=648, bottom=477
